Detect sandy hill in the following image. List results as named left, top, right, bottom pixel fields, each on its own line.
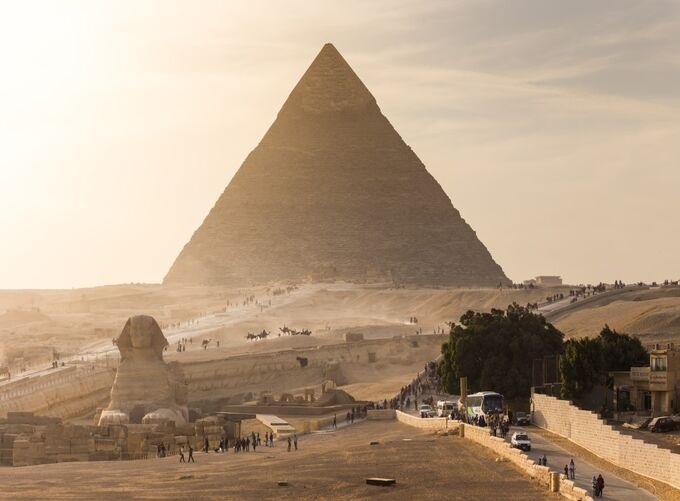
left=551, top=286, right=680, bottom=344
left=3, top=282, right=679, bottom=369
left=0, top=283, right=559, bottom=367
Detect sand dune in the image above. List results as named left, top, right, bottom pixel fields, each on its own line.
left=553, top=287, right=680, bottom=344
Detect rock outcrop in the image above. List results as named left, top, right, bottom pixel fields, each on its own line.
left=99, top=315, right=188, bottom=425
left=165, top=43, right=510, bottom=287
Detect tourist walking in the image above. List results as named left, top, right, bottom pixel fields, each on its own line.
left=332, top=414, right=337, bottom=429
left=596, top=474, right=604, bottom=497
left=188, top=445, right=195, bottom=463
left=179, top=446, right=185, bottom=463
left=569, top=459, right=575, bottom=480
left=293, top=434, right=298, bottom=451
left=287, top=436, right=292, bottom=452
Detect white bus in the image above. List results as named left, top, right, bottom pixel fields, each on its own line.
left=436, top=400, right=455, bottom=417
left=459, top=391, right=504, bottom=423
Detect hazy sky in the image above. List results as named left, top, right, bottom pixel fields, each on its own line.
left=1, top=0, right=679, bottom=289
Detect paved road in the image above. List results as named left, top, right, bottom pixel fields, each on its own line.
left=509, top=426, right=658, bottom=500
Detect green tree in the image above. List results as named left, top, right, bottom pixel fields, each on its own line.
left=560, top=337, right=602, bottom=400
left=599, top=324, right=647, bottom=371
left=437, top=303, right=564, bottom=400
left=560, top=325, right=647, bottom=401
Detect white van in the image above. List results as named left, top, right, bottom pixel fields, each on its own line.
left=436, top=400, right=454, bottom=417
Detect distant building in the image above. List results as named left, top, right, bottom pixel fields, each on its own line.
left=611, top=343, right=680, bottom=415
left=534, top=276, right=562, bottom=286
left=523, top=276, right=562, bottom=287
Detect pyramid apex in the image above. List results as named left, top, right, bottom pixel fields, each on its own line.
left=279, top=43, right=375, bottom=114
left=319, top=42, right=340, bottom=54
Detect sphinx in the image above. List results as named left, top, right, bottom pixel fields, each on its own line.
left=98, top=315, right=188, bottom=425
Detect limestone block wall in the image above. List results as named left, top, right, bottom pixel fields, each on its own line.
left=183, top=336, right=442, bottom=402
left=0, top=367, right=114, bottom=421
left=394, top=410, right=450, bottom=431
left=367, top=409, right=396, bottom=420
left=533, top=393, right=680, bottom=490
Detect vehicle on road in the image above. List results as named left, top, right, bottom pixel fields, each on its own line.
left=649, top=416, right=679, bottom=433
left=419, top=404, right=435, bottom=418
left=513, top=411, right=531, bottom=426
left=510, top=431, right=531, bottom=451
left=436, top=400, right=455, bottom=417
left=458, top=391, right=504, bottom=423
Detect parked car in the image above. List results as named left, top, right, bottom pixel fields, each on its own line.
left=514, top=411, right=531, bottom=426
left=649, top=416, right=679, bottom=433
left=419, top=404, right=435, bottom=418
left=510, top=432, right=531, bottom=451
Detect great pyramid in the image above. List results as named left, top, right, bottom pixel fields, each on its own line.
left=164, top=43, right=510, bottom=287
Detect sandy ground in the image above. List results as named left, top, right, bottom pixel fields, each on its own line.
left=2, top=284, right=680, bottom=370
left=551, top=286, right=680, bottom=342
left=0, top=420, right=560, bottom=500
left=0, top=282, right=569, bottom=368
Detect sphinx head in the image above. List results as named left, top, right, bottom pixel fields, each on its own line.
left=116, top=315, right=168, bottom=361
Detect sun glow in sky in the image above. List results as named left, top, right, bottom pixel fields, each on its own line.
left=1, top=1, right=679, bottom=289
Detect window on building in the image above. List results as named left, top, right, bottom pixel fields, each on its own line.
left=651, top=356, right=667, bottom=371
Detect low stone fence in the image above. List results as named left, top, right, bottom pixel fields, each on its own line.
left=365, top=409, right=450, bottom=430
left=367, top=409, right=396, bottom=420
left=533, top=392, right=680, bottom=490
left=395, top=410, right=450, bottom=431
left=461, top=423, right=592, bottom=501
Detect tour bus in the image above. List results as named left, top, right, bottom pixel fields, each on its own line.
left=436, top=400, right=455, bottom=417
left=458, top=391, right=504, bottom=423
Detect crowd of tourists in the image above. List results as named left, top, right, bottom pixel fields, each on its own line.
left=375, top=360, right=439, bottom=411
left=174, top=430, right=300, bottom=463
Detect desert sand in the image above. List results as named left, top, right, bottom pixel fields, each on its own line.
left=0, top=419, right=559, bottom=500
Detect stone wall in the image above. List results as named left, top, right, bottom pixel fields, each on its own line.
left=367, top=409, right=396, bottom=420
left=0, top=367, right=114, bottom=421
left=533, top=392, right=680, bottom=490
left=184, top=335, right=443, bottom=402
left=394, top=410, right=450, bottom=431
left=1, top=416, right=178, bottom=466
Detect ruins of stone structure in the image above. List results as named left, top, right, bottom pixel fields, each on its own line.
left=99, top=315, right=188, bottom=425
left=165, top=43, right=510, bottom=287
